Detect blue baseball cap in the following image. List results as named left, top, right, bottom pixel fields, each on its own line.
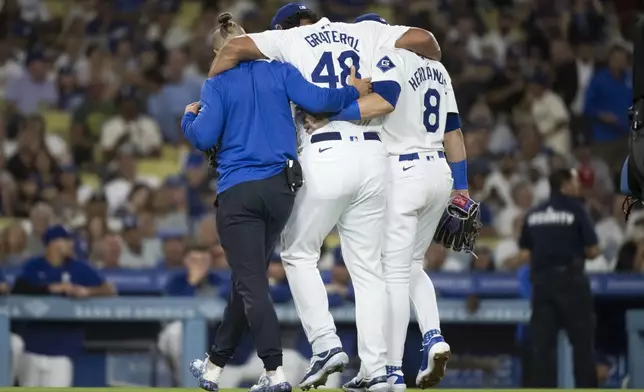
left=354, top=13, right=388, bottom=25
left=43, top=225, right=72, bottom=246
left=271, top=2, right=314, bottom=30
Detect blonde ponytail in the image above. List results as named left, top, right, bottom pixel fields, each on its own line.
left=212, top=13, right=246, bottom=53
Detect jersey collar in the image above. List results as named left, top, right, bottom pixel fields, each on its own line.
left=313, top=17, right=331, bottom=28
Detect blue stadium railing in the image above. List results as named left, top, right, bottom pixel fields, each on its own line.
left=4, top=268, right=644, bottom=296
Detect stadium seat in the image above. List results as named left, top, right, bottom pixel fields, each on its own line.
left=44, top=0, right=70, bottom=18
left=80, top=173, right=101, bottom=191
left=43, top=110, right=71, bottom=139
left=161, top=145, right=181, bottom=163
left=177, top=2, right=202, bottom=28
left=137, top=159, right=180, bottom=180
left=0, top=217, right=13, bottom=231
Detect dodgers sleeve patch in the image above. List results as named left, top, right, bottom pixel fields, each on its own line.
left=376, top=56, right=396, bottom=73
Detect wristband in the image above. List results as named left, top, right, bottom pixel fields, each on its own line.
left=329, top=101, right=361, bottom=122
left=449, top=160, right=468, bottom=190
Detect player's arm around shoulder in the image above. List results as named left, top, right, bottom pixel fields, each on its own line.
left=394, top=27, right=441, bottom=61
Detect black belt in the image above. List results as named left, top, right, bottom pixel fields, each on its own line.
left=311, top=132, right=381, bottom=144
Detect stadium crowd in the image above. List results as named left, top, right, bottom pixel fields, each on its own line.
left=0, top=0, right=639, bottom=388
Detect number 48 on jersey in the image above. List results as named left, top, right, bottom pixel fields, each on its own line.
left=311, top=50, right=361, bottom=88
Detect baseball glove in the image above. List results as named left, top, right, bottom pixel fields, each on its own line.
left=433, top=194, right=482, bottom=255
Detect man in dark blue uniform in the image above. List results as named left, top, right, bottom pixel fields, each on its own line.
left=11, top=225, right=116, bottom=387
left=518, top=168, right=600, bottom=388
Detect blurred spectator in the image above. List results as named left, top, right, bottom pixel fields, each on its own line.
left=75, top=44, right=118, bottom=89
left=482, top=151, right=523, bottom=212
left=470, top=247, right=495, bottom=271
left=494, top=214, right=525, bottom=271
left=79, top=215, right=109, bottom=261
left=425, top=242, right=463, bottom=272
left=562, top=0, right=606, bottom=45
left=5, top=51, right=57, bottom=115
left=117, top=215, right=162, bottom=268
left=574, top=143, right=613, bottom=201
left=95, top=233, right=122, bottom=269
left=527, top=73, right=571, bottom=156
left=155, top=175, right=189, bottom=233
left=146, top=0, right=191, bottom=50
left=103, top=146, right=157, bottom=214
left=485, top=48, right=525, bottom=116
left=1, top=221, right=29, bottom=265
left=56, top=67, right=84, bottom=111
left=0, top=268, right=26, bottom=385
left=114, top=183, right=153, bottom=217
left=136, top=208, right=158, bottom=239
left=5, top=114, right=69, bottom=166
left=148, top=48, right=201, bottom=142
left=12, top=225, right=115, bottom=387
left=70, top=80, right=114, bottom=166
left=0, top=148, right=16, bottom=215
left=159, top=230, right=187, bottom=269
left=12, top=175, right=41, bottom=217
left=55, top=165, right=93, bottom=214
left=25, top=202, right=54, bottom=255
left=589, top=199, right=623, bottom=264
left=495, top=181, right=534, bottom=237
left=99, top=88, right=162, bottom=160
left=584, top=44, right=632, bottom=173
left=0, top=39, right=23, bottom=99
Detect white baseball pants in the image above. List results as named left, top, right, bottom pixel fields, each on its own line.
left=281, top=133, right=389, bottom=379
left=381, top=152, right=453, bottom=366
left=19, top=352, right=73, bottom=387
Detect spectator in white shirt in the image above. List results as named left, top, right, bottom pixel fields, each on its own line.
left=100, top=88, right=162, bottom=161
left=103, top=145, right=160, bottom=215
left=5, top=51, right=57, bottom=115
left=482, top=151, right=523, bottom=212
left=527, top=73, right=571, bottom=156
left=494, top=180, right=534, bottom=238
left=118, top=215, right=162, bottom=269
left=494, top=214, right=526, bottom=271
left=0, top=41, right=23, bottom=99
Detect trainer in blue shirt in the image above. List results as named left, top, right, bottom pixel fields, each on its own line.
left=12, top=225, right=116, bottom=387
left=182, top=13, right=370, bottom=392
left=181, top=17, right=368, bottom=195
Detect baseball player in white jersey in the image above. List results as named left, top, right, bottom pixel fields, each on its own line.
left=206, top=4, right=442, bottom=392
left=314, top=13, right=469, bottom=392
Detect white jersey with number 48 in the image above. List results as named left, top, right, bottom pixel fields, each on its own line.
left=247, top=18, right=410, bottom=148
left=368, top=49, right=459, bottom=155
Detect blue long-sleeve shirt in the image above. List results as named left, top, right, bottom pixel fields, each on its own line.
left=181, top=60, right=359, bottom=194
left=584, top=68, right=632, bottom=142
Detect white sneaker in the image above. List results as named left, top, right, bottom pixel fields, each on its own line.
left=416, top=330, right=450, bottom=389
left=249, top=367, right=293, bottom=392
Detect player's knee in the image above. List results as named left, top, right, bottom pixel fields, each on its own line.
left=281, top=252, right=320, bottom=268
